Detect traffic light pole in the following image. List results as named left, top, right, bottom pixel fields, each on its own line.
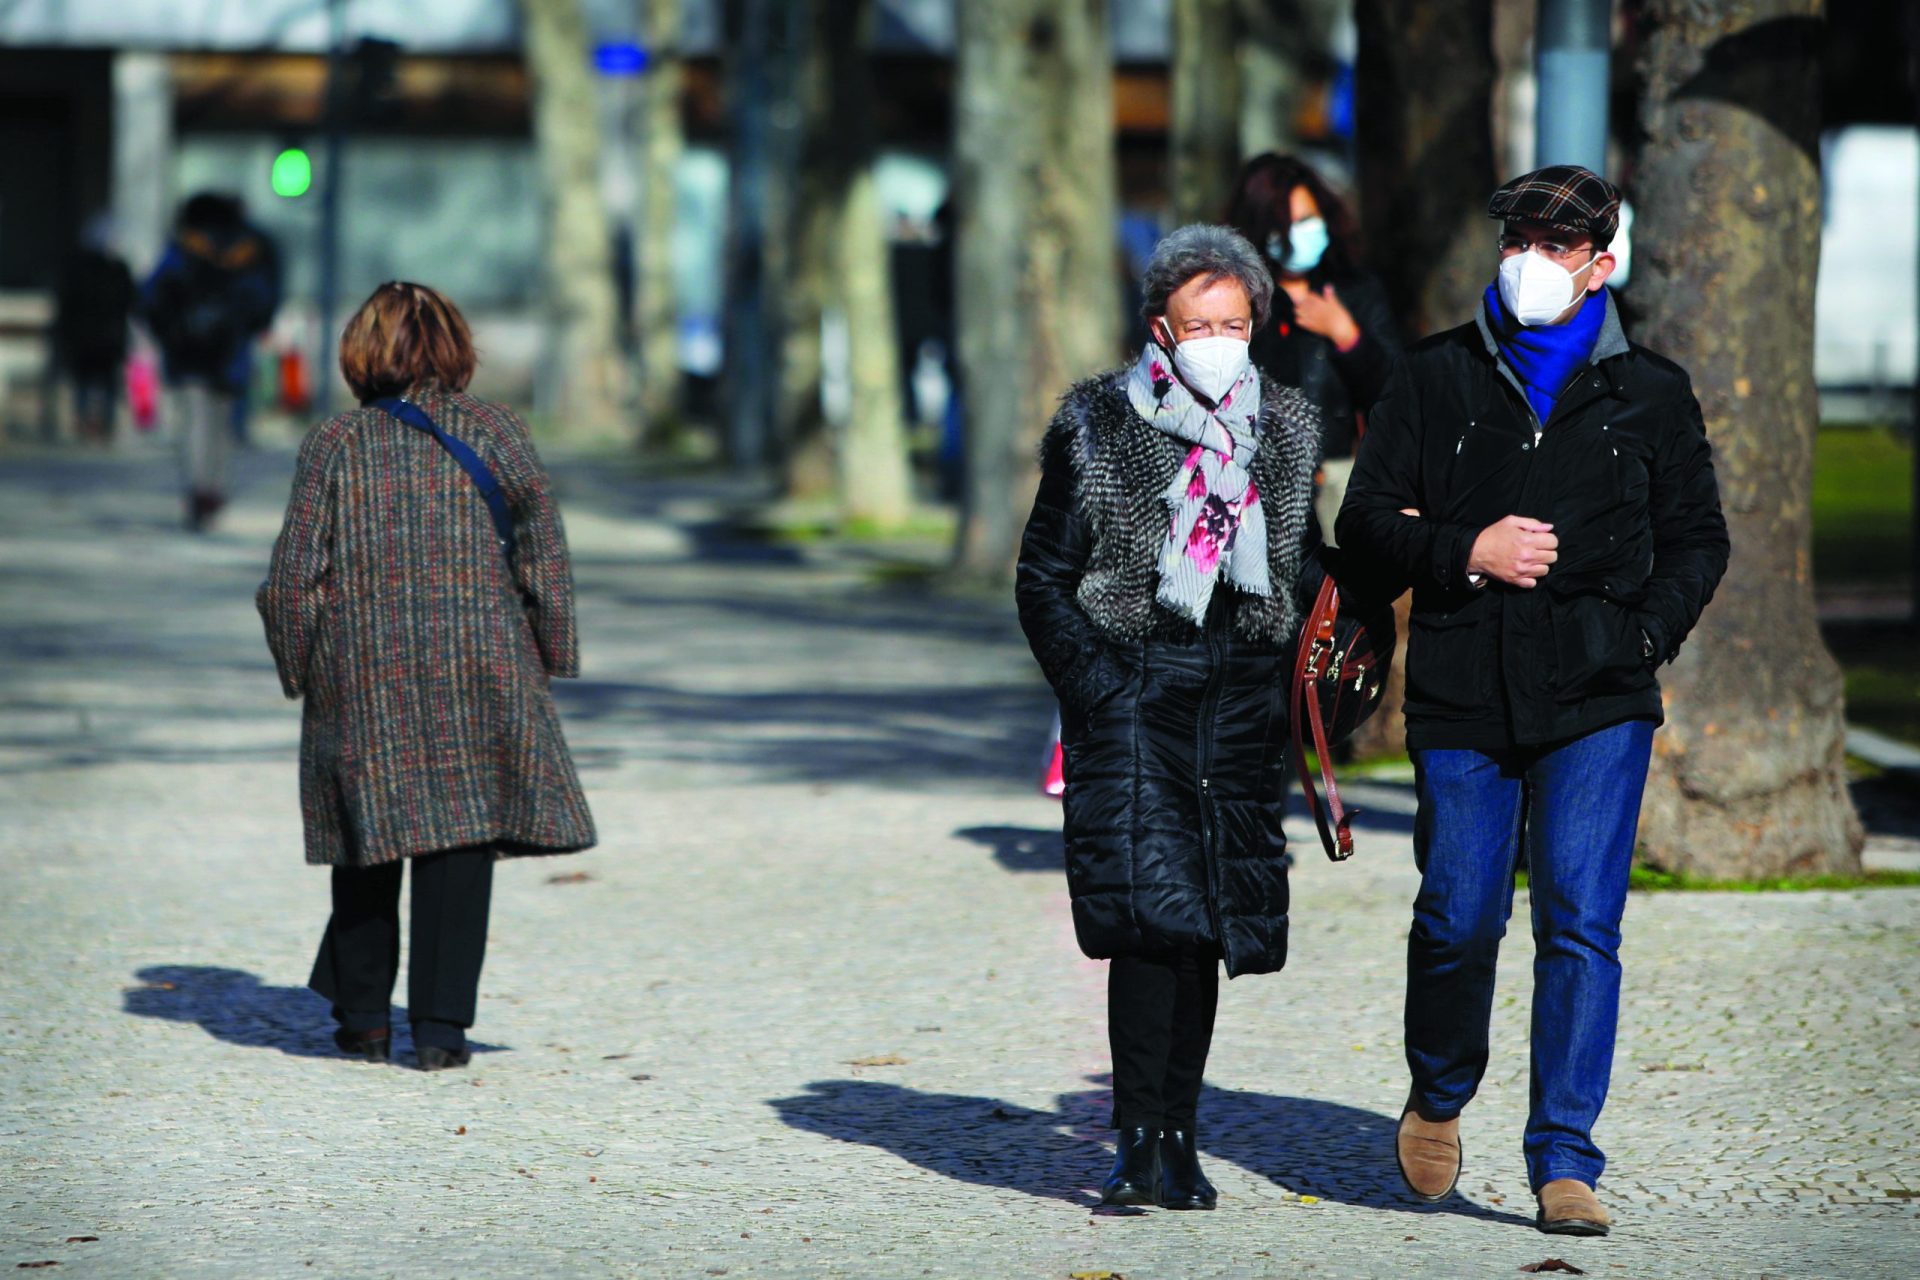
left=315, top=0, right=347, bottom=418
left=1535, top=0, right=1611, bottom=173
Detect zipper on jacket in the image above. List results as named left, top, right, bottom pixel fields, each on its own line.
left=1195, top=617, right=1230, bottom=970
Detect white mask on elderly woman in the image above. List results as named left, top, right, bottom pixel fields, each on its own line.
left=1156, top=324, right=1251, bottom=405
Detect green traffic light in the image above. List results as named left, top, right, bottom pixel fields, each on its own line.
left=272, top=148, right=312, bottom=198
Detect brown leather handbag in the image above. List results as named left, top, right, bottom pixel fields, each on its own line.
left=1289, top=575, right=1395, bottom=861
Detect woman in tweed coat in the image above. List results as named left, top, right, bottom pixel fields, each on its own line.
left=258, top=281, right=595, bottom=1070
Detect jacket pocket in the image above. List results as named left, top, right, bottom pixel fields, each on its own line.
left=1404, top=606, right=1489, bottom=715
left=1551, top=594, right=1645, bottom=700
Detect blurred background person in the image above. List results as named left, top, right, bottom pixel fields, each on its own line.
left=257, top=281, right=596, bottom=1071
left=53, top=214, right=135, bottom=446
left=1017, top=225, right=1325, bottom=1212
left=139, top=193, right=280, bottom=530
left=1225, top=153, right=1401, bottom=546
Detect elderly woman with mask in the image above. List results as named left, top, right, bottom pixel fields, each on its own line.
left=1017, top=225, right=1324, bottom=1211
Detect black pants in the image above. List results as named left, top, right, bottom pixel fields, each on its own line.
left=1108, top=952, right=1220, bottom=1131
left=309, top=848, right=494, bottom=1049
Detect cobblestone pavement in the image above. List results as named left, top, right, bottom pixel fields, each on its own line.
left=2, top=444, right=1916, bottom=1279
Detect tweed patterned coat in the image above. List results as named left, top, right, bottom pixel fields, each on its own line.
left=258, top=390, right=597, bottom=866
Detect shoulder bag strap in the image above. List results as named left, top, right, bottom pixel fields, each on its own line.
left=1289, top=575, right=1359, bottom=861
left=372, top=397, right=516, bottom=559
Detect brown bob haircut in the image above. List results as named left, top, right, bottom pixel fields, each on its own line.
left=339, top=281, right=477, bottom=404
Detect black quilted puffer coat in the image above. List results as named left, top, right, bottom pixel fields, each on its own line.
left=1016, top=368, right=1325, bottom=979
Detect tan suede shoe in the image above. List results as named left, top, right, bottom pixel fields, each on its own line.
left=1395, top=1097, right=1462, bottom=1202
left=1537, top=1178, right=1611, bottom=1236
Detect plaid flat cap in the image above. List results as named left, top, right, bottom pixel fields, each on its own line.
left=1487, top=164, right=1622, bottom=245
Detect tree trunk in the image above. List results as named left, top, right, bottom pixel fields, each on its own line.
left=520, top=0, right=631, bottom=436
left=1628, top=0, right=1861, bottom=877
left=1354, top=0, right=1498, bottom=340
left=720, top=0, right=801, bottom=468
left=952, top=0, right=1120, bottom=579
left=1171, top=0, right=1242, bottom=226
left=824, top=0, right=914, bottom=529
left=1236, top=0, right=1340, bottom=162
left=1346, top=0, right=1498, bottom=760
left=776, top=0, right=835, bottom=499
left=635, top=0, right=684, bottom=443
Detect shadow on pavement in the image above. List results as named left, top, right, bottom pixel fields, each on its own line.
left=954, top=825, right=1064, bottom=873
left=122, top=965, right=506, bottom=1060
left=769, top=1080, right=1111, bottom=1206
left=1192, top=1085, right=1536, bottom=1227
left=770, top=1076, right=1528, bottom=1223
left=554, top=679, right=1045, bottom=785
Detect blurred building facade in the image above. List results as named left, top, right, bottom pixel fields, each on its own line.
left=0, top=0, right=1908, bottom=434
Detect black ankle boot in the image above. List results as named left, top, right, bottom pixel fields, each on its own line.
left=1156, top=1128, right=1217, bottom=1210
left=333, top=1026, right=391, bottom=1062
left=1100, top=1126, right=1161, bottom=1206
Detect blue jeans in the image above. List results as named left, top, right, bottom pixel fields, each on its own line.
left=1405, top=718, right=1655, bottom=1190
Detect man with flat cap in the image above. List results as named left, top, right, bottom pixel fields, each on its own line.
left=1337, top=165, right=1729, bottom=1235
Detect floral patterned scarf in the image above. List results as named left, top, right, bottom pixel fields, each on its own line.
left=1125, top=342, right=1271, bottom=626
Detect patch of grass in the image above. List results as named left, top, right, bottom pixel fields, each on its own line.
left=1822, top=619, right=1920, bottom=746
left=1516, top=867, right=1920, bottom=892
left=1813, top=424, right=1913, bottom=586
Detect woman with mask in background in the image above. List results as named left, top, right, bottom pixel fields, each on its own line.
left=1016, top=225, right=1326, bottom=1211
left=1225, top=154, right=1401, bottom=545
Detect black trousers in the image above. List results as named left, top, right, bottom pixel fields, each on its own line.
left=309, top=848, right=494, bottom=1048
left=1108, top=952, right=1220, bottom=1131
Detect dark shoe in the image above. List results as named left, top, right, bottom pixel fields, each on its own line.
left=1537, top=1178, right=1611, bottom=1236
left=416, top=1045, right=472, bottom=1072
left=1396, top=1094, right=1462, bottom=1202
left=185, top=490, right=223, bottom=532
left=1099, top=1126, right=1160, bottom=1206
left=1156, top=1129, right=1217, bottom=1210
left=333, top=1027, right=391, bottom=1062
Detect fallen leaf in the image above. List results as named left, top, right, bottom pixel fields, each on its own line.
left=1298, top=1195, right=1320, bottom=1204
left=847, top=1055, right=908, bottom=1067
left=1518, top=1261, right=1586, bottom=1275
left=589, top=1176, right=597, bottom=1183
left=1070, top=1272, right=1123, bottom=1279
left=602, top=1053, right=632, bottom=1060
left=631, top=1074, right=655, bottom=1082
left=455, top=1126, right=467, bottom=1136
left=545, top=871, right=594, bottom=885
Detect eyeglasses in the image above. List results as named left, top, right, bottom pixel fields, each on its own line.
left=1496, top=234, right=1596, bottom=266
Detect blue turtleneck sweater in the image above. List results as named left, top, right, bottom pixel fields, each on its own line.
left=1483, top=282, right=1608, bottom=427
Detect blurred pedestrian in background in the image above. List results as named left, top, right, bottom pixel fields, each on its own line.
left=140, top=193, right=280, bottom=530
left=1017, top=225, right=1325, bottom=1211
left=54, top=214, right=135, bottom=446
left=1225, top=154, right=1401, bottom=546
left=257, top=281, right=596, bottom=1071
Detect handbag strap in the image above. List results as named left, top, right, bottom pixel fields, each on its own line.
left=373, top=397, right=516, bottom=559
left=1290, top=575, right=1359, bottom=861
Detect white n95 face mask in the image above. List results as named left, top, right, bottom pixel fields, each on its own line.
left=1497, top=250, right=1599, bottom=326
left=1169, top=334, right=1251, bottom=404
left=1271, top=217, right=1329, bottom=275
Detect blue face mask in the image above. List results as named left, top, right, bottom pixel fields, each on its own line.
left=1270, top=217, right=1329, bottom=275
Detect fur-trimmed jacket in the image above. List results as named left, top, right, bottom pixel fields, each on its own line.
left=1015, top=367, right=1325, bottom=978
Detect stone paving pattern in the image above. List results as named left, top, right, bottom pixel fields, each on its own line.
left=2, top=445, right=1916, bottom=1278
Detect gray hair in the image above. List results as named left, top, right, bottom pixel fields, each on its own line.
left=1141, top=223, right=1275, bottom=330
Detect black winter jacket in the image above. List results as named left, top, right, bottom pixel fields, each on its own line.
left=1335, top=291, right=1730, bottom=751
left=1016, top=368, right=1322, bottom=979
left=1250, top=269, right=1401, bottom=460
